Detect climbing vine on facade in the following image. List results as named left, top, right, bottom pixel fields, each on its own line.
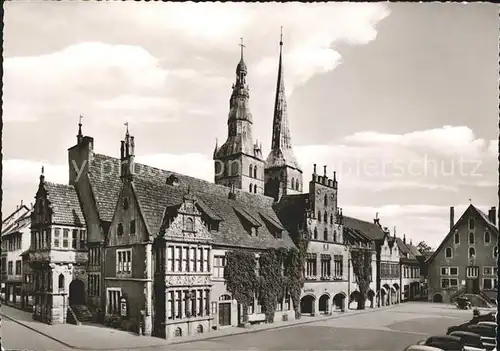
left=350, top=248, right=372, bottom=310
left=224, top=250, right=258, bottom=325
left=224, top=237, right=308, bottom=324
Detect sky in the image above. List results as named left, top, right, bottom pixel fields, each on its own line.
left=3, top=2, right=498, bottom=249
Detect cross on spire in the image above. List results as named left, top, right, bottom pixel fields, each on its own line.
left=79, top=114, right=83, bottom=125
left=239, top=37, right=245, bottom=59
left=41, top=165, right=44, bottom=175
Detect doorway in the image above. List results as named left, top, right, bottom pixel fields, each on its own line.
left=69, top=279, right=85, bottom=306
left=218, top=302, right=231, bottom=326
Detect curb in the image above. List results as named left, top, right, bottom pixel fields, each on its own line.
left=1, top=305, right=397, bottom=350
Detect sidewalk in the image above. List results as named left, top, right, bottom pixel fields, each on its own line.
left=1, top=304, right=395, bottom=350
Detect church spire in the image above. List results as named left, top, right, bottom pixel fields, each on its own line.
left=77, top=115, right=83, bottom=144
left=266, top=27, right=301, bottom=171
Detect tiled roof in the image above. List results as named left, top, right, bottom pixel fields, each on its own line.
left=343, top=226, right=371, bottom=243
left=2, top=205, right=30, bottom=226
left=123, top=164, right=296, bottom=250
left=88, top=153, right=280, bottom=223
left=44, top=182, right=85, bottom=227
left=394, top=237, right=421, bottom=261
left=343, top=216, right=385, bottom=241
left=475, top=206, right=499, bottom=234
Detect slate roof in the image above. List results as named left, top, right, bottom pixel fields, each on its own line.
left=44, top=182, right=85, bottom=227
left=343, top=216, right=385, bottom=241
left=130, top=176, right=295, bottom=250
left=427, top=204, right=498, bottom=264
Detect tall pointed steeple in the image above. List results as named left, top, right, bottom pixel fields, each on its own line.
left=214, top=38, right=265, bottom=194
left=266, top=27, right=301, bottom=171
left=264, top=28, right=303, bottom=201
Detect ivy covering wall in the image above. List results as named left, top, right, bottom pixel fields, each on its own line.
left=224, top=239, right=308, bottom=325
left=350, top=248, right=373, bottom=309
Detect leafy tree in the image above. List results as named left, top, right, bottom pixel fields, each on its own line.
left=257, top=249, right=285, bottom=323
left=350, top=248, right=372, bottom=310
left=416, top=241, right=432, bottom=254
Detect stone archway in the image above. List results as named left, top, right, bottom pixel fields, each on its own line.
left=333, top=292, right=346, bottom=311
left=69, top=279, right=85, bottom=306
left=300, top=295, right=316, bottom=315
left=391, top=285, right=398, bottom=304
left=432, top=293, right=443, bottom=303
left=349, top=291, right=362, bottom=309
left=318, top=294, right=330, bottom=314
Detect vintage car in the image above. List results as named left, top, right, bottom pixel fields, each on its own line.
left=417, top=335, right=465, bottom=351
left=464, top=325, right=496, bottom=351
left=404, top=345, right=445, bottom=351
left=449, top=331, right=486, bottom=351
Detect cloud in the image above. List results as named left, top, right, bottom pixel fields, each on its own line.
left=3, top=159, right=67, bottom=186
left=295, top=125, right=496, bottom=192
left=3, top=3, right=390, bottom=125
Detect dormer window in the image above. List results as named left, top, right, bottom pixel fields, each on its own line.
left=123, top=197, right=129, bottom=210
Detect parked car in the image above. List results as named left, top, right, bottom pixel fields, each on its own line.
left=417, top=335, right=465, bottom=351
left=477, top=321, right=497, bottom=329
left=449, top=331, right=486, bottom=351
left=404, top=345, right=445, bottom=351
left=464, top=325, right=496, bottom=351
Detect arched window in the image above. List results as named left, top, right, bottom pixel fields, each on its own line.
left=58, top=274, right=65, bottom=290
left=196, top=325, right=204, bottom=334
left=249, top=165, right=253, bottom=177
left=493, top=246, right=498, bottom=258
left=454, top=232, right=460, bottom=244
left=324, top=194, right=328, bottom=206
left=333, top=230, right=337, bottom=242
left=469, top=232, right=475, bottom=244
left=219, top=294, right=231, bottom=301
left=249, top=184, right=253, bottom=192
left=253, top=167, right=257, bottom=179
left=323, top=228, right=328, bottom=241
left=484, top=231, right=491, bottom=244
left=296, top=179, right=300, bottom=190
left=469, top=247, right=476, bottom=258
left=313, top=227, right=318, bottom=239
left=330, top=214, right=334, bottom=224
left=230, top=161, right=239, bottom=176
left=469, top=218, right=475, bottom=230
left=175, top=327, right=182, bottom=337
left=323, top=212, right=328, bottom=222
left=185, top=217, right=194, bottom=232
left=445, top=247, right=452, bottom=258
left=253, top=184, right=257, bottom=193
left=317, top=211, right=321, bottom=222
left=291, top=177, right=295, bottom=189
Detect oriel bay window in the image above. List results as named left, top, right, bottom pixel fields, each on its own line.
left=62, top=229, right=69, bottom=248
left=54, top=228, right=60, bottom=248
left=167, top=245, right=210, bottom=273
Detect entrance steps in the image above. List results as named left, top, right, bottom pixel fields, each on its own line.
left=463, top=294, right=494, bottom=308
left=67, top=305, right=93, bottom=325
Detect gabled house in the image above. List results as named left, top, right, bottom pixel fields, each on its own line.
left=1, top=202, right=31, bottom=307
left=426, top=205, right=498, bottom=304
left=395, top=236, right=422, bottom=302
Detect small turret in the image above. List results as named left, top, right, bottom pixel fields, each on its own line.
left=120, top=122, right=135, bottom=180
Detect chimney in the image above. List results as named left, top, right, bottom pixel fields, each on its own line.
left=488, top=207, right=496, bottom=225
left=374, top=212, right=380, bottom=226
left=450, top=206, right=454, bottom=230
left=403, top=234, right=406, bottom=244
left=228, top=183, right=237, bottom=200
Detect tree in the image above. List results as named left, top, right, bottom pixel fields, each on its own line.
left=416, top=241, right=432, bottom=254
left=350, top=248, right=372, bottom=310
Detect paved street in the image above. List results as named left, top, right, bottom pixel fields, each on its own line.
left=1, top=302, right=485, bottom=351
left=2, top=318, right=71, bottom=351
left=159, top=303, right=476, bottom=351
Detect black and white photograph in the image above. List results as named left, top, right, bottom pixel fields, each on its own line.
left=0, top=2, right=498, bottom=351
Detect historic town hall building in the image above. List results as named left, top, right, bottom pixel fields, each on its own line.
left=22, top=33, right=419, bottom=339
